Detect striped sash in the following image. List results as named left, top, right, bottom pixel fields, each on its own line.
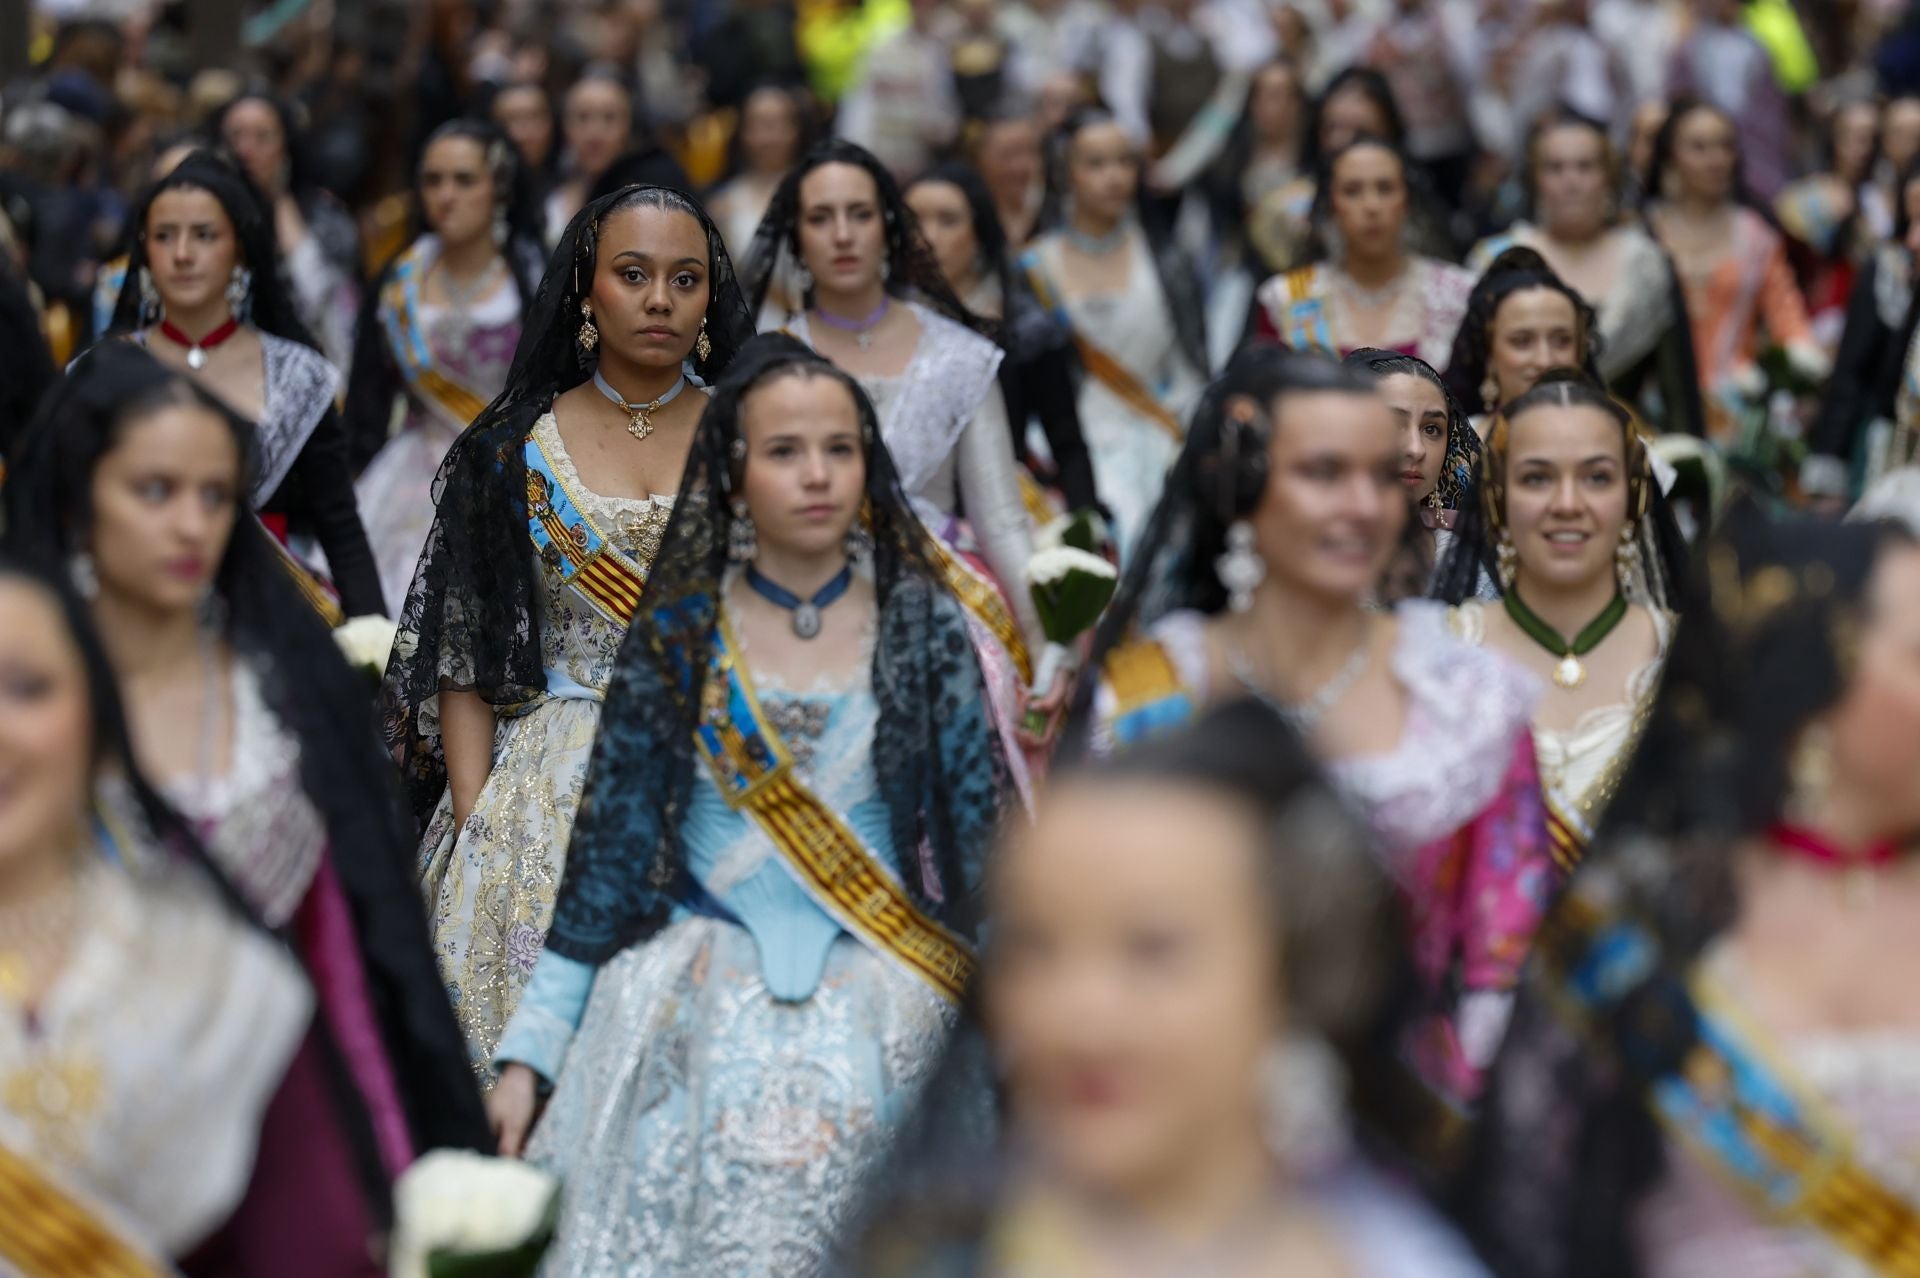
left=380, top=244, right=495, bottom=430
left=1101, top=638, right=1195, bottom=750
left=1279, top=267, right=1335, bottom=357
left=685, top=608, right=973, bottom=1004
left=1020, top=252, right=1185, bottom=443
left=927, top=533, right=1033, bottom=686
left=0, top=1141, right=170, bottom=1277
left=523, top=435, right=650, bottom=627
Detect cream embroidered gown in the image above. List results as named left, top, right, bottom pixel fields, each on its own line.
left=418, top=412, right=674, bottom=1075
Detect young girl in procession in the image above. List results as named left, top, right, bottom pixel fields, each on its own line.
left=1018, top=107, right=1209, bottom=559
left=0, top=553, right=384, bottom=1273
left=849, top=700, right=1491, bottom=1278
left=105, top=150, right=384, bottom=618
left=1066, top=347, right=1555, bottom=1106
left=743, top=139, right=1051, bottom=772
left=344, top=118, right=546, bottom=609
left=1468, top=510, right=1920, bottom=1278
left=487, top=334, right=1012, bottom=1275
left=3, top=348, right=488, bottom=1255
left=384, top=184, right=755, bottom=1074
left=1434, top=370, right=1689, bottom=872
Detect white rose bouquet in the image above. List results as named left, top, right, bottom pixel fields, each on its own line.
left=332, top=614, right=398, bottom=683
left=1023, top=542, right=1118, bottom=730
left=389, top=1150, right=560, bottom=1278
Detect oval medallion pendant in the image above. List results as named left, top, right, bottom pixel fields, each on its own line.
left=792, top=603, right=822, bottom=639
left=186, top=347, right=207, bottom=370
left=1553, top=654, right=1586, bottom=690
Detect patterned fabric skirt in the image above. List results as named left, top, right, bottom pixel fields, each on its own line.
left=525, top=919, right=954, bottom=1277
left=419, top=694, right=600, bottom=1075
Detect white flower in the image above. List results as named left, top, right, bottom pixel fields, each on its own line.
left=333, top=614, right=398, bottom=675
left=389, top=1150, right=560, bottom=1278
left=1024, top=545, right=1116, bottom=589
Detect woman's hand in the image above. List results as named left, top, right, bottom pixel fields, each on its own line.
left=1016, top=674, right=1072, bottom=750
left=488, top=1063, right=541, bottom=1158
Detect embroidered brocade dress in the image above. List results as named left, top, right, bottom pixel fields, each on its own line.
left=496, top=634, right=955, bottom=1276
left=1024, top=228, right=1207, bottom=557
left=1090, top=600, right=1554, bottom=1101
left=1448, top=602, right=1670, bottom=870
left=1251, top=257, right=1476, bottom=372
left=418, top=412, right=674, bottom=1075
left=355, top=238, right=521, bottom=610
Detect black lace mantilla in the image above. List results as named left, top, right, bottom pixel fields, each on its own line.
left=381, top=186, right=756, bottom=830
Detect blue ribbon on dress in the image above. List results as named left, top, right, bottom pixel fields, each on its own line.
left=542, top=667, right=604, bottom=702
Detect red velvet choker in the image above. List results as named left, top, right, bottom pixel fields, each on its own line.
left=158, top=316, right=240, bottom=369
left=1768, top=824, right=1900, bottom=870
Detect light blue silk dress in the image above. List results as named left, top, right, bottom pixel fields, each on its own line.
left=497, top=668, right=957, bottom=1277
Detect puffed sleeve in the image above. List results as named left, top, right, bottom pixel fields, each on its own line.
left=953, top=390, right=1044, bottom=655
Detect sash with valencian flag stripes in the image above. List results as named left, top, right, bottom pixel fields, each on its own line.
left=380, top=242, right=495, bottom=430
left=0, top=1141, right=170, bottom=1277
left=1548, top=894, right=1920, bottom=1276
left=524, top=436, right=650, bottom=627
left=666, top=597, right=973, bottom=1004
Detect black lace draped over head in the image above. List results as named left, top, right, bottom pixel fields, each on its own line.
left=1343, top=347, right=1480, bottom=513
left=1460, top=506, right=1913, bottom=1278
left=3, top=343, right=489, bottom=1171
left=1431, top=368, right=1690, bottom=608
left=382, top=183, right=755, bottom=829
left=1441, top=245, right=1604, bottom=419
left=1057, top=346, right=1382, bottom=762
left=739, top=138, right=999, bottom=342
left=546, top=332, right=1013, bottom=965
left=104, top=150, right=320, bottom=351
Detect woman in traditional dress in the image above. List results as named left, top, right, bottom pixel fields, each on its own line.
left=1444, top=246, right=1605, bottom=439
left=1465, top=509, right=1920, bottom=1278
left=0, top=551, right=384, bottom=1274
left=1064, top=347, right=1554, bottom=1105
left=1433, top=370, right=1689, bottom=874
left=2, top=345, right=488, bottom=1234
left=1466, top=111, right=1704, bottom=437
left=1248, top=137, right=1473, bottom=374
left=1343, top=347, right=1482, bottom=597
left=848, top=700, right=1491, bottom=1278
left=742, top=139, right=1050, bottom=761
left=384, top=185, right=755, bottom=1073
left=212, top=90, right=364, bottom=376
left=1804, top=159, right=1920, bottom=504
left=344, top=120, right=545, bottom=609
left=1017, top=108, right=1209, bottom=558
left=486, top=335, right=1011, bottom=1274
left=1642, top=98, right=1825, bottom=445
left=104, top=150, right=385, bottom=619
left=708, top=83, right=811, bottom=263
left=1775, top=99, right=1886, bottom=346
left=904, top=162, right=1099, bottom=518
left=545, top=68, right=636, bottom=245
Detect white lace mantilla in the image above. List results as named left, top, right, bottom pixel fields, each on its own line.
left=1328, top=600, right=1540, bottom=864
left=253, top=333, right=341, bottom=505
left=787, top=303, right=1003, bottom=497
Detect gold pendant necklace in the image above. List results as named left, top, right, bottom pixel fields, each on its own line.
left=593, top=369, right=688, bottom=441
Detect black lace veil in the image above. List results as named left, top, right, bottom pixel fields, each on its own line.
left=381, top=184, right=755, bottom=829
left=1460, top=506, right=1913, bottom=1278
left=545, top=332, right=1012, bottom=966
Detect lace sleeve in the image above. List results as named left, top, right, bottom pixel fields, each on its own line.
left=952, top=389, right=1043, bottom=653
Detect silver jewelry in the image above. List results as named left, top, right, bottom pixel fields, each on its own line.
left=879, top=254, right=891, bottom=283
left=794, top=262, right=814, bottom=293
left=1616, top=521, right=1638, bottom=591
left=225, top=265, right=253, bottom=323
left=137, top=267, right=161, bottom=324
left=1334, top=267, right=1407, bottom=310
left=1214, top=520, right=1266, bottom=614
left=727, top=497, right=757, bottom=562
left=1065, top=222, right=1128, bottom=256
left=439, top=257, right=505, bottom=347
left=1228, top=630, right=1372, bottom=734
left=68, top=552, right=98, bottom=600
left=492, top=209, right=509, bottom=249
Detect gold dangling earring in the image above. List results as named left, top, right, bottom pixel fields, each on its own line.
left=1496, top=532, right=1518, bottom=591
left=577, top=299, right=599, bottom=354
left=1480, top=371, right=1500, bottom=413
left=695, top=317, right=712, bottom=362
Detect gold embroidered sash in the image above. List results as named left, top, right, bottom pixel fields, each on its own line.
left=926, top=533, right=1032, bottom=686
left=691, top=611, right=974, bottom=1003
left=0, top=1141, right=170, bottom=1277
